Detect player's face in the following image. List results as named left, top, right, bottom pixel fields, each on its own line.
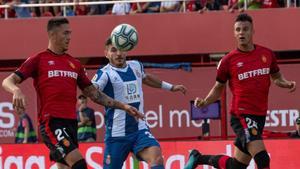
left=234, top=21, right=253, bottom=47
left=78, top=98, right=87, bottom=105
left=52, top=24, right=71, bottom=52
left=105, top=45, right=127, bottom=68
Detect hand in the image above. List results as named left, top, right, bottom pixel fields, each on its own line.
left=171, top=85, right=187, bottom=94
left=12, top=89, right=26, bottom=110
left=124, top=104, right=145, bottom=120
left=288, top=81, right=296, bottom=92
left=194, top=97, right=207, bottom=108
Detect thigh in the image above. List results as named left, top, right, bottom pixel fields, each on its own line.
left=247, top=140, right=266, bottom=157
left=234, top=146, right=252, bottom=165
left=137, top=146, right=163, bottom=163
left=133, top=129, right=161, bottom=161
left=103, top=138, right=132, bottom=169
left=231, top=114, right=265, bottom=155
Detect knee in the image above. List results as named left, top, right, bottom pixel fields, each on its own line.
left=71, top=159, right=87, bottom=169
left=149, top=155, right=164, bottom=165
left=254, top=151, right=270, bottom=169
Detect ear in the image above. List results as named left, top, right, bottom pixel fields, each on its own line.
left=104, top=49, right=109, bottom=59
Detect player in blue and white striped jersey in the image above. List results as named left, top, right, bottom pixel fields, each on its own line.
left=92, top=38, right=187, bottom=169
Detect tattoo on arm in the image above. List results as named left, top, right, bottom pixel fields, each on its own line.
left=83, top=85, right=122, bottom=109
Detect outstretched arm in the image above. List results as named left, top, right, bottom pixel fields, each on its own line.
left=82, top=85, right=144, bottom=120
left=142, top=73, right=187, bottom=94
left=194, top=81, right=226, bottom=108
left=271, top=72, right=296, bottom=92
left=2, top=73, right=26, bottom=108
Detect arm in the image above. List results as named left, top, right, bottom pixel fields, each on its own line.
left=271, top=72, right=296, bottom=92
left=78, top=111, right=90, bottom=127
left=194, top=81, right=226, bottom=107
left=82, top=85, right=144, bottom=119
left=142, top=73, right=187, bottom=94
left=2, top=73, right=26, bottom=108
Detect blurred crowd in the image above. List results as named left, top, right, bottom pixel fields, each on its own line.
left=0, top=0, right=299, bottom=18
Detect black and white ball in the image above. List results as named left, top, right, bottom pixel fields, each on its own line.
left=110, top=24, right=138, bottom=51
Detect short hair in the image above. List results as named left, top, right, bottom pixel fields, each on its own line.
left=78, top=94, right=87, bottom=100
left=105, top=37, right=112, bottom=47
left=296, top=117, right=300, bottom=125
left=235, top=13, right=253, bottom=24
left=47, top=18, right=69, bottom=32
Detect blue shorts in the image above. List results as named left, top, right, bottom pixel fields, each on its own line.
left=103, top=129, right=160, bottom=169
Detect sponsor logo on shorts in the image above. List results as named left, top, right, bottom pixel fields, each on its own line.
left=251, top=128, right=258, bottom=136
left=63, top=139, right=70, bottom=147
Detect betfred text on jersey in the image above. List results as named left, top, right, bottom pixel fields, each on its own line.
left=48, top=70, right=78, bottom=79
left=238, top=68, right=270, bottom=80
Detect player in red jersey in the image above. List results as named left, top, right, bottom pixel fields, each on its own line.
left=185, top=13, right=296, bottom=169
left=2, top=18, right=144, bottom=169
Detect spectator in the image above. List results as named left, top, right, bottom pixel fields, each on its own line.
left=227, top=0, right=241, bottom=12
left=239, top=0, right=262, bottom=9
left=289, top=117, right=300, bottom=138
left=130, top=2, right=148, bottom=14
left=7, top=0, right=31, bottom=18
left=199, top=0, right=223, bottom=13
left=144, top=2, right=161, bottom=13
left=160, top=0, right=180, bottom=12
left=77, top=94, right=97, bottom=142
left=261, top=0, right=279, bottom=8
left=112, top=0, right=130, bottom=15
left=15, top=107, right=37, bottom=144
left=263, top=117, right=300, bottom=138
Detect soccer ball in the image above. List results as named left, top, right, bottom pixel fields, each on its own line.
left=110, top=24, right=138, bottom=51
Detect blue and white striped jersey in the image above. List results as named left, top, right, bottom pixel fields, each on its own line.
left=92, top=60, right=148, bottom=138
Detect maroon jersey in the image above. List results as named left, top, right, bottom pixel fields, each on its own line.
left=217, top=45, right=280, bottom=116
left=15, top=50, right=91, bottom=122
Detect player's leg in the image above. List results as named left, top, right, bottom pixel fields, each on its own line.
left=184, top=147, right=250, bottom=169
left=41, top=118, right=87, bottom=169
left=247, top=140, right=270, bottom=169
left=243, top=114, right=270, bottom=169
left=56, top=162, right=70, bottom=169
left=134, top=129, right=164, bottom=169
left=184, top=114, right=252, bottom=169
left=103, top=137, right=132, bottom=169
left=137, top=146, right=164, bottom=168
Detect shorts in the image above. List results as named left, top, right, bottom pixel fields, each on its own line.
left=40, top=117, right=78, bottom=165
left=231, top=114, right=266, bottom=155
left=103, top=129, right=160, bottom=169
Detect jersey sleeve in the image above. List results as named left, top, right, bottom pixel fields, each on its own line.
left=77, top=65, right=92, bottom=90
left=91, top=69, right=108, bottom=91
left=216, top=56, right=230, bottom=83
left=15, top=55, right=40, bottom=81
left=270, top=51, right=280, bottom=74
left=130, top=60, right=146, bottom=79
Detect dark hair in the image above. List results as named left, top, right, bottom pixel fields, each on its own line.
left=296, top=117, right=300, bottom=125
left=235, top=13, right=253, bottom=24
left=78, top=94, right=87, bottom=100
left=105, top=37, right=112, bottom=47
left=47, top=18, right=69, bottom=32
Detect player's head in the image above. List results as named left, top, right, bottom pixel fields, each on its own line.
left=296, top=117, right=300, bottom=131
left=234, top=13, right=254, bottom=47
left=77, top=94, right=88, bottom=106
left=104, top=37, right=127, bottom=68
left=47, top=18, right=71, bottom=53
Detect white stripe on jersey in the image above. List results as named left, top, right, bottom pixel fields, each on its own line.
left=92, top=60, right=148, bottom=137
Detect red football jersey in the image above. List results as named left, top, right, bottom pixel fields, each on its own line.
left=217, top=45, right=280, bottom=116
left=15, top=50, right=91, bottom=122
